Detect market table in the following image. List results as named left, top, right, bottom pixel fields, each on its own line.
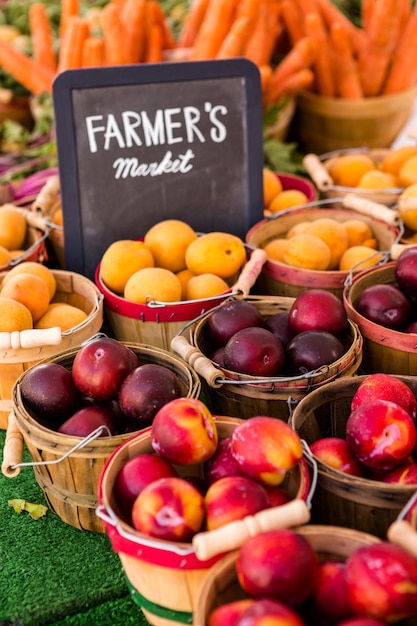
left=0, top=429, right=149, bottom=626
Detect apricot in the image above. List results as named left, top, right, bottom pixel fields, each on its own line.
left=263, top=237, right=288, bottom=262
left=329, top=153, right=375, bottom=188
left=398, top=154, right=417, bottom=187
left=339, top=246, right=384, bottom=271
left=343, top=219, right=374, bottom=247
left=286, top=221, right=311, bottom=238
left=144, top=219, right=197, bottom=273
left=0, top=245, right=11, bottom=267
left=124, top=267, right=182, bottom=304
left=175, top=268, right=195, bottom=300
left=283, top=233, right=331, bottom=270
left=0, top=296, right=33, bottom=331
left=0, top=204, right=27, bottom=250
left=3, top=261, right=57, bottom=300
left=185, top=231, right=246, bottom=279
left=35, top=303, right=88, bottom=331
left=398, top=183, right=417, bottom=231
left=268, top=189, right=309, bottom=213
left=100, top=239, right=155, bottom=294
left=356, top=169, right=399, bottom=189
left=263, top=168, right=282, bottom=206
left=382, top=145, right=417, bottom=175
left=304, top=218, right=349, bottom=269
left=184, top=273, right=229, bottom=300
left=0, top=272, right=50, bottom=323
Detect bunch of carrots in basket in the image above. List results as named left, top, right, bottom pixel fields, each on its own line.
left=1, top=0, right=417, bottom=110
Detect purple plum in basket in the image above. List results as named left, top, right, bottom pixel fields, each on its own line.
left=354, top=283, right=412, bottom=330
left=286, top=330, right=345, bottom=375
left=206, top=300, right=265, bottom=347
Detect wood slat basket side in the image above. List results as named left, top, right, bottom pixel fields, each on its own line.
left=11, top=343, right=201, bottom=533
left=0, top=269, right=103, bottom=429
left=290, top=375, right=417, bottom=539
left=344, top=262, right=417, bottom=375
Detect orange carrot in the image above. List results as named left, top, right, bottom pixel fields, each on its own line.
left=304, top=12, right=335, bottom=97
left=258, top=63, right=273, bottom=94
left=358, top=0, right=400, bottom=96
left=149, top=1, right=176, bottom=51
left=100, top=2, right=128, bottom=66
left=58, top=15, right=90, bottom=72
left=243, top=1, right=282, bottom=67
left=216, top=15, right=252, bottom=59
left=235, top=0, right=259, bottom=24
left=177, top=0, right=210, bottom=48
left=190, top=0, right=238, bottom=60
left=330, top=22, right=363, bottom=99
left=267, top=36, right=316, bottom=102
left=280, top=0, right=304, bottom=44
left=0, top=38, right=55, bottom=95
left=268, top=68, right=314, bottom=102
left=383, top=2, right=417, bottom=93
left=82, top=36, right=105, bottom=67
left=29, top=3, right=57, bottom=73
left=59, top=0, right=79, bottom=44
left=315, top=0, right=365, bottom=54
left=144, top=22, right=164, bottom=63
left=396, top=0, right=412, bottom=46
left=361, top=0, right=375, bottom=32
left=120, top=0, right=147, bottom=63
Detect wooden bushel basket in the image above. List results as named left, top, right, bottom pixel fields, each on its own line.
left=290, top=374, right=417, bottom=539
left=95, top=248, right=267, bottom=352
left=194, top=524, right=382, bottom=626
left=96, top=417, right=313, bottom=626
left=245, top=197, right=401, bottom=300
left=0, top=269, right=103, bottom=429
left=171, top=295, right=363, bottom=422
left=3, top=343, right=201, bottom=533
left=31, top=174, right=65, bottom=269
left=343, top=261, right=417, bottom=375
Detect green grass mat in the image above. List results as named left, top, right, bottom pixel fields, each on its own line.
left=0, top=429, right=149, bottom=626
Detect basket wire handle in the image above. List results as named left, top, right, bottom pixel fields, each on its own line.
left=2, top=423, right=112, bottom=478
left=387, top=491, right=417, bottom=558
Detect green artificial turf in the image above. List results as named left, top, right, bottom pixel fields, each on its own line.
left=0, top=429, right=149, bottom=626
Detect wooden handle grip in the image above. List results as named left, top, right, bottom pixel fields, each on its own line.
left=232, top=248, right=267, bottom=296
left=390, top=243, right=416, bottom=260
left=2, top=412, right=24, bottom=478
left=170, top=335, right=223, bottom=387
left=192, top=499, right=311, bottom=561
left=303, top=154, right=333, bottom=189
left=0, top=327, right=62, bottom=350
left=387, top=520, right=417, bottom=559
left=343, top=193, right=400, bottom=226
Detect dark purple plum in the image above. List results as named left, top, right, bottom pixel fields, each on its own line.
left=286, top=330, right=345, bottom=375
left=206, top=300, right=265, bottom=347
left=354, top=284, right=413, bottom=330
left=223, top=327, right=285, bottom=376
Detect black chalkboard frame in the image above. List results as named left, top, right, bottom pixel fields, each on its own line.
left=52, top=58, right=264, bottom=279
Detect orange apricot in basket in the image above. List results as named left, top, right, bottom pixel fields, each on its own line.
left=3, top=261, right=57, bottom=300
left=398, top=182, right=417, bottom=231
left=268, top=189, right=309, bottom=213
left=283, top=233, right=331, bottom=271
left=263, top=168, right=282, bottom=206
left=339, top=246, right=384, bottom=272
left=124, top=267, right=182, bottom=304
left=0, top=205, right=27, bottom=250
left=263, top=238, right=288, bottom=262
left=343, top=219, right=374, bottom=247
left=35, top=302, right=88, bottom=331
left=176, top=268, right=195, bottom=300
left=0, top=272, right=50, bottom=323
left=382, top=145, right=417, bottom=176
left=0, top=296, right=33, bottom=331
left=0, top=245, right=11, bottom=267
left=100, top=239, right=155, bottom=294
left=356, top=169, right=399, bottom=190
left=185, top=231, right=246, bottom=280
left=286, top=221, right=311, bottom=238
left=184, top=273, right=229, bottom=300
left=328, top=153, right=375, bottom=188
left=398, top=155, right=417, bottom=187
left=304, top=218, right=349, bottom=270
left=144, top=219, right=198, bottom=273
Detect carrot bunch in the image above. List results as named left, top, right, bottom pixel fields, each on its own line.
left=0, top=0, right=176, bottom=97
left=273, top=0, right=417, bottom=99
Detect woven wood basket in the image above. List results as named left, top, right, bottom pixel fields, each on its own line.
left=4, top=342, right=201, bottom=533
left=290, top=374, right=417, bottom=539
left=171, top=295, right=363, bottom=421
left=0, top=269, right=103, bottom=429
left=96, top=416, right=312, bottom=626
left=245, top=201, right=400, bottom=300
left=343, top=262, right=417, bottom=375
left=303, top=148, right=403, bottom=206
left=194, top=524, right=382, bottom=626
left=95, top=248, right=267, bottom=352
left=31, top=174, right=65, bottom=269
left=294, top=87, right=417, bottom=154
left=0, top=207, right=50, bottom=272
left=264, top=96, right=296, bottom=142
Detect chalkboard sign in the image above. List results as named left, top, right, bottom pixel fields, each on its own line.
left=53, top=58, right=264, bottom=280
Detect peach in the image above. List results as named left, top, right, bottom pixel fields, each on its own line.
left=264, top=485, right=292, bottom=507
left=351, top=374, right=417, bottom=422
left=208, top=599, right=254, bottom=626
left=231, top=417, right=303, bottom=486
left=151, top=397, right=218, bottom=465
left=310, top=437, right=366, bottom=477
left=131, top=476, right=205, bottom=541
left=114, top=453, right=178, bottom=514
left=345, top=542, right=417, bottom=621
left=311, top=560, right=354, bottom=624
left=234, top=598, right=305, bottom=625
left=236, top=529, right=319, bottom=605
left=382, top=462, right=417, bottom=484
left=204, top=436, right=246, bottom=485
left=345, top=400, right=417, bottom=470
left=205, top=475, right=270, bottom=531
